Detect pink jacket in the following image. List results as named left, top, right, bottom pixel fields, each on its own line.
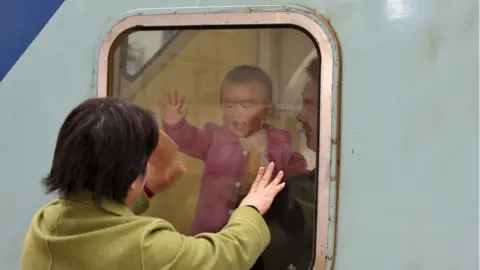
left=163, top=119, right=307, bottom=234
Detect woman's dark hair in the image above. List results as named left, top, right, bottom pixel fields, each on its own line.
left=43, top=97, right=159, bottom=204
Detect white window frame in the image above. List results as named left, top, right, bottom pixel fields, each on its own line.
left=97, top=11, right=338, bottom=270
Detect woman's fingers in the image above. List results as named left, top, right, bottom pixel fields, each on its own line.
left=258, top=162, right=275, bottom=188
left=239, top=163, right=285, bottom=215
left=267, top=170, right=284, bottom=189
left=251, top=167, right=266, bottom=190
left=173, top=161, right=187, bottom=174
left=272, top=182, right=286, bottom=194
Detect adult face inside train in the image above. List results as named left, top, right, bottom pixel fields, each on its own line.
left=20, top=97, right=286, bottom=270
left=277, top=56, right=325, bottom=270
left=256, top=57, right=321, bottom=270
left=297, top=57, right=320, bottom=152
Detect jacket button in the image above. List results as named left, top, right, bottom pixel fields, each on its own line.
left=242, top=150, right=248, bottom=156
left=228, top=209, right=234, bottom=216
left=235, top=182, right=241, bottom=188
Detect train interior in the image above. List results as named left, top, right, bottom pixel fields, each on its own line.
left=110, top=27, right=323, bottom=269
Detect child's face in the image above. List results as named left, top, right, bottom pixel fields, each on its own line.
left=221, top=82, right=270, bottom=138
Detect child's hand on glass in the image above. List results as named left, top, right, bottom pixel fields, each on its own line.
left=159, top=90, right=187, bottom=125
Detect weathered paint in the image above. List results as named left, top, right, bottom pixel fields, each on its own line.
left=0, top=0, right=477, bottom=269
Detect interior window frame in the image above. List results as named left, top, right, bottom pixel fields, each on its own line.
left=96, top=10, right=339, bottom=270
left=119, top=29, right=180, bottom=81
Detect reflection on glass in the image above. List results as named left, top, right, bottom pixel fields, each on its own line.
left=110, top=28, right=321, bottom=270
left=123, top=30, right=178, bottom=77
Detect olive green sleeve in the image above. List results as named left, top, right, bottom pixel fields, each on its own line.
left=141, top=206, right=271, bottom=270
left=127, top=192, right=150, bottom=215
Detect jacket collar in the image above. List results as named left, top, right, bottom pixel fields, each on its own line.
left=62, top=190, right=135, bottom=217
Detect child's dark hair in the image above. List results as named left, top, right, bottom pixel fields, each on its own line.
left=220, top=65, right=273, bottom=103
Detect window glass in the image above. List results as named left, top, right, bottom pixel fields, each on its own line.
left=121, top=30, right=179, bottom=78
left=110, top=27, right=321, bottom=270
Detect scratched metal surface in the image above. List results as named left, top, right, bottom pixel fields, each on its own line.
left=0, top=0, right=478, bottom=269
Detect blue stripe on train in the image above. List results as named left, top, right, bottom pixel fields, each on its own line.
left=0, top=0, right=65, bottom=82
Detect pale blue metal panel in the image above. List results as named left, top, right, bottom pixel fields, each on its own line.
left=0, top=0, right=477, bottom=269
left=0, top=0, right=66, bottom=81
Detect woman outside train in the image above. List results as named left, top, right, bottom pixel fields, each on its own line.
left=20, top=97, right=286, bottom=270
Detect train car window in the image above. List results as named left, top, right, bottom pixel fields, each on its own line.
left=102, top=13, right=335, bottom=270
